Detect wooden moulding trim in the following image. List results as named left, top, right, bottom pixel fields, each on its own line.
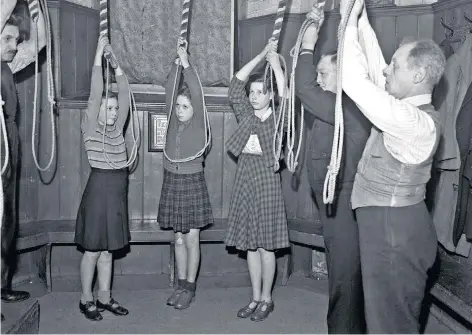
left=57, top=99, right=233, bottom=113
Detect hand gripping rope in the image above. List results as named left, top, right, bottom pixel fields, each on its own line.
left=286, top=1, right=326, bottom=174
left=29, top=0, right=56, bottom=172
left=163, top=0, right=211, bottom=163
left=322, top=0, right=357, bottom=204
left=100, top=0, right=140, bottom=169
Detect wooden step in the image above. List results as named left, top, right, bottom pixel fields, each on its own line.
left=1, top=299, right=39, bottom=334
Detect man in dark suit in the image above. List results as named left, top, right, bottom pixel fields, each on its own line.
left=294, top=9, right=371, bottom=334
left=1, top=0, right=46, bottom=321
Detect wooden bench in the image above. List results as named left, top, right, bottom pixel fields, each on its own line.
left=17, top=219, right=228, bottom=292
left=282, top=218, right=325, bottom=285
left=18, top=218, right=319, bottom=291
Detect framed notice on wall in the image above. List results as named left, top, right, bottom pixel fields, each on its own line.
left=148, top=113, right=168, bottom=152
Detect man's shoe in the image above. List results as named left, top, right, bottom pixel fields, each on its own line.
left=96, top=298, right=129, bottom=316
left=174, top=289, right=195, bottom=310
left=1, top=289, right=30, bottom=303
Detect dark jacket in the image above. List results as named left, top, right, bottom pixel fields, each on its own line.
left=226, top=77, right=281, bottom=170
left=453, top=82, right=472, bottom=243
left=295, top=53, right=371, bottom=194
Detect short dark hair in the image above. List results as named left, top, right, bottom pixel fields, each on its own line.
left=247, top=72, right=274, bottom=94
left=401, top=37, right=446, bottom=86
left=177, top=84, right=192, bottom=101
left=320, top=52, right=337, bottom=66
left=5, top=15, right=20, bottom=28
left=101, top=90, right=118, bottom=100
left=8, top=0, right=31, bottom=41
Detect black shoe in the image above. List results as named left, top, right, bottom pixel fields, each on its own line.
left=166, top=287, right=184, bottom=306
left=79, top=301, right=103, bottom=321
left=237, top=300, right=260, bottom=318
left=1, top=314, right=4, bottom=322
left=250, top=300, right=274, bottom=322
left=1, top=289, right=30, bottom=303
left=96, top=298, right=129, bottom=316
left=174, top=289, right=195, bottom=310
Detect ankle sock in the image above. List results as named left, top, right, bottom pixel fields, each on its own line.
left=80, top=293, right=94, bottom=304
left=186, top=280, right=196, bottom=292
left=98, top=290, right=111, bottom=304
left=178, top=279, right=187, bottom=289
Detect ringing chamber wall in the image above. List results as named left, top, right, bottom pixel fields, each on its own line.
left=109, top=0, right=232, bottom=87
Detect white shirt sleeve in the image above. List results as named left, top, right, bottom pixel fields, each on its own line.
left=341, top=27, right=437, bottom=165
left=357, top=15, right=387, bottom=89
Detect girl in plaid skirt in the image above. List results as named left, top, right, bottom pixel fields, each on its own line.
left=225, top=40, right=289, bottom=322
left=158, top=38, right=213, bottom=310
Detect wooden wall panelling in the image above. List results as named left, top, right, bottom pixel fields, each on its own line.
left=35, top=59, right=60, bottom=221
left=74, top=10, right=90, bottom=95
left=79, top=108, right=91, bottom=200
left=125, top=111, right=144, bottom=221
left=221, top=113, right=238, bottom=219
left=204, top=110, right=225, bottom=219
left=58, top=109, right=81, bottom=220
left=46, top=1, right=62, bottom=99
left=395, top=14, right=419, bottom=47
left=418, top=12, right=435, bottom=39
left=250, top=18, right=271, bottom=68
left=58, top=0, right=99, bottom=98
left=16, top=68, right=38, bottom=223
left=142, top=110, right=163, bottom=220
left=59, top=4, right=76, bottom=98
left=369, top=14, right=397, bottom=63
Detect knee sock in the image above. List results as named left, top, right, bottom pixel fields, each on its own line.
left=98, top=290, right=111, bottom=304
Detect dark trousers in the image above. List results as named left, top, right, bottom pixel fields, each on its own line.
left=314, top=191, right=366, bottom=334
left=355, top=202, right=437, bottom=334
left=1, top=123, right=19, bottom=289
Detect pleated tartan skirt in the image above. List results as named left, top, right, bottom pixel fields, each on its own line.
left=75, top=168, right=130, bottom=252
left=225, top=154, right=289, bottom=251
left=158, top=169, right=213, bottom=233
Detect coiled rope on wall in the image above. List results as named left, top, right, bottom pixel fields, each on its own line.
left=100, top=0, right=141, bottom=169
left=322, top=0, right=357, bottom=204
left=29, top=0, right=56, bottom=172
left=163, top=0, right=212, bottom=163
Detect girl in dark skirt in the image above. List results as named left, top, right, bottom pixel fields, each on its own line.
left=158, top=37, right=213, bottom=310
left=75, top=35, right=130, bottom=321
left=225, top=39, right=289, bottom=322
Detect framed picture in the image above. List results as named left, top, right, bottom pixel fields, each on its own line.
left=148, top=112, right=168, bottom=152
